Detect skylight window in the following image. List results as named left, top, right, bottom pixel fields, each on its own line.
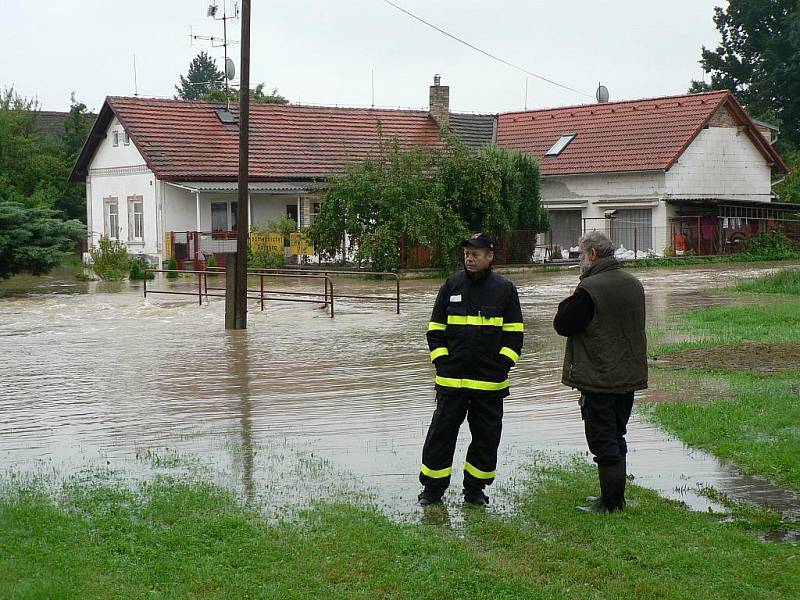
left=545, top=133, right=576, bottom=156
left=215, top=108, right=238, bottom=123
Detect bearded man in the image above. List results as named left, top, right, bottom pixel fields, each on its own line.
left=553, top=230, right=648, bottom=513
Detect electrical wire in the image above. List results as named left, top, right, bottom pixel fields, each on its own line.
left=380, top=0, right=593, bottom=99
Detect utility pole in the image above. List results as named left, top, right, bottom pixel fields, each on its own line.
left=229, top=0, right=251, bottom=330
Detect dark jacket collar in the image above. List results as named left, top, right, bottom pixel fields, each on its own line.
left=465, top=264, right=493, bottom=283
left=580, top=257, right=620, bottom=280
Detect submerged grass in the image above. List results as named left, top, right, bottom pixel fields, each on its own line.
left=651, top=297, right=800, bottom=354
left=1, top=461, right=798, bottom=599
left=649, top=370, right=800, bottom=488
left=647, top=286, right=800, bottom=490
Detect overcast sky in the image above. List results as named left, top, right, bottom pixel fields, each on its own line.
left=2, top=0, right=725, bottom=114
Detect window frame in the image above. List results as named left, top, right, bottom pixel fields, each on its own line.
left=104, top=197, right=120, bottom=239
left=112, top=130, right=120, bottom=147
left=128, top=195, right=144, bottom=242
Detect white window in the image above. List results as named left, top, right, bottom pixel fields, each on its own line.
left=123, top=131, right=130, bottom=146
left=112, top=130, right=120, bottom=147
left=128, top=196, right=144, bottom=241
left=104, top=198, right=119, bottom=239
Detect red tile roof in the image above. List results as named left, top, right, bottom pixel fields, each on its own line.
left=70, top=90, right=786, bottom=183
left=495, top=90, right=787, bottom=176
left=77, top=97, right=444, bottom=182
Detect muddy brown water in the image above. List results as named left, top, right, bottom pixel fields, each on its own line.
left=2, top=263, right=799, bottom=521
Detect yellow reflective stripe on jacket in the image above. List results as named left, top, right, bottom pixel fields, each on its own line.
left=420, top=463, right=452, bottom=479
left=499, top=346, right=519, bottom=364
left=502, top=322, right=524, bottom=332
left=447, top=315, right=504, bottom=327
left=464, top=461, right=496, bottom=480
left=430, top=347, right=449, bottom=362
left=428, top=321, right=447, bottom=331
left=435, top=376, right=510, bottom=391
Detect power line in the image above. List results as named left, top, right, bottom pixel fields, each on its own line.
left=380, top=0, right=593, bottom=99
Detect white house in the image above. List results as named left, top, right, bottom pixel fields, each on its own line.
left=70, top=96, right=443, bottom=264
left=70, top=83, right=791, bottom=264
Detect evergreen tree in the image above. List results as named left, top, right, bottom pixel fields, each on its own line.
left=175, top=51, right=225, bottom=100
left=0, top=202, right=85, bottom=279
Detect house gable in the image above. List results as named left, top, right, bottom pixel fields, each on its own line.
left=90, top=115, right=149, bottom=172
left=665, top=115, right=773, bottom=202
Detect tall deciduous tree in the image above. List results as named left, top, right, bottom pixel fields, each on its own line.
left=56, top=93, right=92, bottom=221
left=690, top=0, right=800, bottom=153
left=690, top=1, right=800, bottom=203
left=175, top=51, right=225, bottom=100
left=1, top=88, right=92, bottom=224
left=200, top=83, right=288, bottom=104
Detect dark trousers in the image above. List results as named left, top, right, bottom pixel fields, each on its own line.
left=420, top=392, right=503, bottom=492
left=581, top=391, right=634, bottom=466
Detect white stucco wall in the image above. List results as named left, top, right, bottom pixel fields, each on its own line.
left=665, top=127, right=773, bottom=202
left=252, top=194, right=297, bottom=227
left=161, top=184, right=198, bottom=233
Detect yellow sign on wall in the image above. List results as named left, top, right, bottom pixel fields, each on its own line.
left=164, top=232, right=174, bottom=260
left=290, top=232, right=314, bottom=256
left=251, top=232, right=284, bottom=254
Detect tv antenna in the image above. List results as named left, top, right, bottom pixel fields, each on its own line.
left=191, top=1, right=240, bottom=108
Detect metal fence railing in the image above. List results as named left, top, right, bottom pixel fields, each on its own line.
left=143, top=268, right=403, bottom=317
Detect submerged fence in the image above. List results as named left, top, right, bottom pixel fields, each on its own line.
left=143, top=268, right=402, bottom=318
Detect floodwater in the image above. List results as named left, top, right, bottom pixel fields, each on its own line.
left=2, top=263, right=799, bottom=522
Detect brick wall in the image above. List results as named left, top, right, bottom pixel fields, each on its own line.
left=429, top=80, right=449, bottom=126
left=708, top=105, right=738, bottom=128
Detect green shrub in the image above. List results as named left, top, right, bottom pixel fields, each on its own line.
left=90, top=236, right=129, bottom=280
left=747, top=231, right=798, bottom=259
left=550, top=246, right=563, bottom=260
left=206, top=253, right=217, bottom=269
left=128, top=256, right=155, bottom=280
left=166, top=256, right=179, bottom=279
left=248, top=248, right=285, bottom=269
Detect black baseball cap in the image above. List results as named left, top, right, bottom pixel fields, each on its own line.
left=460, top=233, right=495, bottom=250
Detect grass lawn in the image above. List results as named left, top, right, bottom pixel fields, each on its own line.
left=734, top=267, right=800, bottom=295
left=1, top=461, right=798, bottom=599
left=647, top=269, right=800, bottom=489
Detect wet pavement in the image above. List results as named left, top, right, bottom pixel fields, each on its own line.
left=2, top=263, right=799, bottom=521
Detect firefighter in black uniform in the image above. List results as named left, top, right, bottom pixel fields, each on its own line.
left=418, top=233, right=524, bottom=506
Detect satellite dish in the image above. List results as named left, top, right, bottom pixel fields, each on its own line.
left=225, top=57, right=236, bottom=80
left=596, top=84, right=609, bottom=103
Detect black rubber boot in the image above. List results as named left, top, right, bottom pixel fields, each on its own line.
left=417, top=486, right=445, bottom=507
left=463, top=487, right=489, bottom=506
left=576, top=461, right=626, bottom=513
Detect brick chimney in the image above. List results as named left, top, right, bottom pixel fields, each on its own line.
left=429, top=74, right=449, bottom=126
